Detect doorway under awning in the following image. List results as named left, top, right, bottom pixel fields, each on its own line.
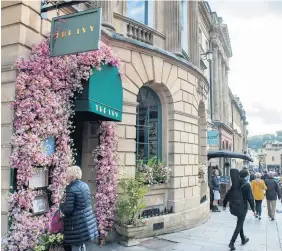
left=75, top=64, right=123, bottom=122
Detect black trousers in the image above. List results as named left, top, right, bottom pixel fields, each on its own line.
left=231, top=212, right=247, bottom=243
left=255, top=200, right=262, bottom=216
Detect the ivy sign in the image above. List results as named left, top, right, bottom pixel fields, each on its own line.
left=50, top=8, right=102, bottom=57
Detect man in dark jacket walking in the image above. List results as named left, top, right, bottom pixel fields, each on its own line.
left=223, top=169, right=255, bottom=250
left=265, top=171, right=282, bottom=220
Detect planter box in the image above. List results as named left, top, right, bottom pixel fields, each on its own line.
left=115, top=224, right=146, bottom=246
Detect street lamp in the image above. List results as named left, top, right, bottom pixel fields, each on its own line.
left=201, top=50, right=213, bottom=62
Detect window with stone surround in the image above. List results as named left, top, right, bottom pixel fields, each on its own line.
left=127, top=0, right=154, bottom=28
left=136, top=87, right=162, bottom=162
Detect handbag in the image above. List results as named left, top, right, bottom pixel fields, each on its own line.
left=49, top=209, right=64, bottom=233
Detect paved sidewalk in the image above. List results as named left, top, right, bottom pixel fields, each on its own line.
left=89, top=201, right=282, bottom=251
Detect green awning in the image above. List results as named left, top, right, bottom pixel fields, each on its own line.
left=75, top=64, right=123, bottom=121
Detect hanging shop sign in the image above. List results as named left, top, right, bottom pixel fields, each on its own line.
left=50, top=8, right=102, bottom=57
left=207, top=130, right=219, bottom=146
left=75, top=64, right=123, bottom=121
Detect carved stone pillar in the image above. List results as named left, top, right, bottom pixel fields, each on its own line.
left=222, top=62, right=226, bottom=123
left=189, top=0, right=200, bottom=67
left=96, top=0, right=115, bottom=30
left=225, top=67, right=230, bottom=125
left=164, top=1, right=181, bottom=54
left=212, top=46, right=220, bottom=121
left=217, top=52, right=223, bottom=121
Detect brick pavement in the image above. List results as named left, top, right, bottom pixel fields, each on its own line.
left=88, top=200, right=282, bottom=251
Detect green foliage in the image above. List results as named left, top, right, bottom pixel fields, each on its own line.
left=248, top=131, right=282, bottom=150
left=116, top=172, right=148, bottom=226
left=34, top=233, right=64, bottom=251
left=137, top=156, right=171, bottom=184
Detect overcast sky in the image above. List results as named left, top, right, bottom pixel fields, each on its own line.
left=208, top=0, right=282, bottom=136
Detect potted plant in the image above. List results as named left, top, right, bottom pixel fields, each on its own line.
left=137, top=157, right=171, bottom=185
left=115, top=172, right=148, bottom=246
left=34, top=233, right=64, bottom=251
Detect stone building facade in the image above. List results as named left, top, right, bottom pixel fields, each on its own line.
left=1, top=0, right=210, bottom=237
left=202, top=6, right=249, bottom=171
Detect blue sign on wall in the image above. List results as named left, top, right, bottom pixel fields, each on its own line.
left=42, top=136, right=56, bottom=156
left=207, top=130, right=219, bottom=146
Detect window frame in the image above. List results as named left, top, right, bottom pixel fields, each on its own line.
left=127, top=0, right=154, bottom=28
left=136, top=87, right=162, bottom=162
left=181, top=0, right=189, bottom=54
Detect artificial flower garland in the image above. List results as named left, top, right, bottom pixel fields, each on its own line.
left=3, top=38, right=121, bottom=251
left=93, top=122, right=118, bottom=240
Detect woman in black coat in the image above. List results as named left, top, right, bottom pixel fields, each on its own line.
left=60, top=166, right=99, bottom=251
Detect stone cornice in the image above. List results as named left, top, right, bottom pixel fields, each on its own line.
left=101, top=28, right=209, bottom=87
left=198, top=1, right=212, bottom=38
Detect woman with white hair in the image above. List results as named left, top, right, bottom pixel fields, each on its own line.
left=60, top=166, right=99, bottom=251
left=251, top=172, right=267, bottom=220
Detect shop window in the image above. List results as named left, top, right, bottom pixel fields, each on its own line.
left=127, top=0, right=154, bottom=28
left=136, top=87, right=162, bottom=162
left=181, top=0, right=189, bottom=54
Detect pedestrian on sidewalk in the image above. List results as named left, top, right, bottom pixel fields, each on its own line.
left=60, top=166, right=99, bottom=251
left=265, top=171, right=282, bottom=221
left=223, top=169, right=255, bottom=251
left=211, top=169, right=221, bottom=212
left=251, top=172, right=267, bottom=220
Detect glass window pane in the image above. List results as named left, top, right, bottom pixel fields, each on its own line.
left=136, top=87, right=161, bottom=162
left=146, top=0, right=154, bottom=28
left=181, top=0, right=188, bottom=54
left=127, top=1, right=146, bottom=24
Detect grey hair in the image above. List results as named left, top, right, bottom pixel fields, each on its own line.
left=68, top=165, right=82, bottom=181
left=255, top=172, right=262, bottom=178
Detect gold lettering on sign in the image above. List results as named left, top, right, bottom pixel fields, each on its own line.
left=55, top=25, right=96, bottom=39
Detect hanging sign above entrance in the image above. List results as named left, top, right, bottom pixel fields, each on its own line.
left=50, top=8, right=102, bottom=57
left=75, top=64, right=123, bottom=122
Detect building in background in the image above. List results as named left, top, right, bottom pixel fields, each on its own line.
left=260, top=141, right=282, bottom=174
left=200, top=3, right=249, bottom=174
left=1, top=0, right=211, bottom=237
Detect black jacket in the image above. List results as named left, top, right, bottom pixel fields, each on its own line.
left=265, top=177, right=281, bottom=201
left=211, top=175, right=220, bottom=191
left=223, top=170, right=255, bottom=213
left=60, top=180, right=99, bottom=245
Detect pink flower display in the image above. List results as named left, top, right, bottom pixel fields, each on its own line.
left=3, top=38, right=121, bottom=251
left=92, top=122, right=119, bottom=239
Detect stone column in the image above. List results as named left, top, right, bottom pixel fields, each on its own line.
left=96, top=0, right=115, bottom=30
left=221, top=62, right=226, bottom=123
left=164, top=1, right=182, bottom=54
left=224, top=66, right=229, bottom=125
left=212, top=47, right=220, bottom=121
left=188, top=0, right=200, bottom=67
left=217, top=52, right=223, bottom=121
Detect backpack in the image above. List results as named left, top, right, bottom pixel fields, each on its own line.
left=229, top=183, right=247, bottom=217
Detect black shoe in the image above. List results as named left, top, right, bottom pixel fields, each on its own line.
left=228, top=243, right=236, bottom=250
left=242, top=237, right=249, bottom=245
left=259, top=216, right=261, bottom=220
left=271, top=217, right=275, bottom=221
left=212, top=206, right=221, bottom=212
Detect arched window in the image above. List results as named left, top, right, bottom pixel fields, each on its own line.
left=136, top=87, right=162, bottom=162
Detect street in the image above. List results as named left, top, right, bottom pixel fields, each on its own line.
left=91, top=201, right=282, bottom=251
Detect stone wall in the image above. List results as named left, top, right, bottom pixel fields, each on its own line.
left=1, top=0, right=210, bottom=236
